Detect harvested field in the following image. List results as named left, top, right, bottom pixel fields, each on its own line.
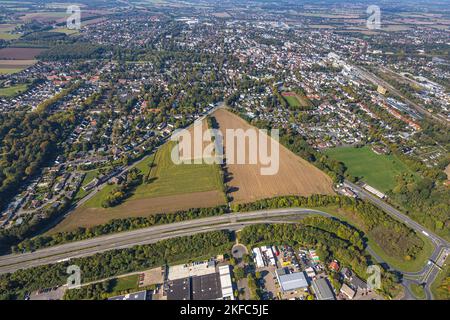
left=19, top=12, right=68, bottom=23
left=49, top=190, right=225, bottom=233
left=0, top=59, right=37, bottom=74
left=0, top=48, right=45, bottom=60
left=212, top=108, right=335, bottom=203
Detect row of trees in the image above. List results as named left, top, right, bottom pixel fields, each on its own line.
left=38, top=43, right=108, bottom=61
left=233, top=194, right=424, bottom=261
left=14, top=205, right=229, bottom=252
left=238, top=218, right=401, bottom=298
left=0, top=230, right=233, bottom=300
left=0, top=110, right=76, bottom=211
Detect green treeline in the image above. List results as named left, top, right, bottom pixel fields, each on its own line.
left=238, top=218, right=401, bottom=298
left=63, top=280, right=156, bottom=300
left=233, top=194, right=424, bottom=261
left=0, top=230, right=233, bottom=300
left=39, top=43, right=108, bottom=60
left=15, top=206, right=228, bottom=252
left=0, top=111, right=76, bottom=211
left=101, top=168, right=142, bottom=208
left=35, top=81, right=82, bottom=113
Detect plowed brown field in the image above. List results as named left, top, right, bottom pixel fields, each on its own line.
left=213, top=108, right=335, bottom=203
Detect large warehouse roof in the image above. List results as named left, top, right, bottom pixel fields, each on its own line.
left=276, top=269, right=308, bottom=292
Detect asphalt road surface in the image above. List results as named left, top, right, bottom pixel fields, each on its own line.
left=0, top=208, right=330, bottom=274
left=344, top=180, right=449, bottom=299
left=1, top=183, right=448, bottom=300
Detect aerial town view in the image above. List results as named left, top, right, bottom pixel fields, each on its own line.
left=0, top=0, right=448, bottom=309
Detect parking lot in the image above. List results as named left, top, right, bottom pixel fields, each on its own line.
left=30, top=286, right=67, bottom=300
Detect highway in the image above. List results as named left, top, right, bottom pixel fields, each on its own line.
left=0, top=208, right=330, bottom=274
left=0, top=201, right=447, bottom=299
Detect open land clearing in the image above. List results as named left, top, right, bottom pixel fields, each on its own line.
left=0, top=24, right=20, bottom=40
left=0, top=48, right=45, bottom=59
left=0, top=59, right=38, bottom=74
left=212, top=108, right=335, bottom=203
left=0, top=48, right=44, bottom=75
left=0, top=83, right=28, bottom=97
left=324, top=146, right=416, bottom=192
left=282, top=91, right=312, bottom=108
left=50, top=120, right=226, bottom=233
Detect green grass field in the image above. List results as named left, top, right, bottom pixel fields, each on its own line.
left=324, top=146, right=416, bottom=192
left=410, top=283, right=426, bottom=299
left=0, top=32, right=20, bottom=40
left=84, top=141, right=224, bottom=208
left=52, top=27, right=79, bottom=35
left=74, top=169, right=102, bottom=201
left=0, top=68, right=24, bottom=75
left=111, top=275, right=139, bottom=292
left=431, top=257, right=449, bottom=300
left=130, top=141, right=223, bottom=200
left=0, top=84, right=28, bottom=97
left=285, top=95, right=301, bottom=107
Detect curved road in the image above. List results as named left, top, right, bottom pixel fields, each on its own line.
left=345, top=181, right=449, bottom=299
left=0, top=204, right=447, bottom=300
left=0, top=209, right=330, bottom=274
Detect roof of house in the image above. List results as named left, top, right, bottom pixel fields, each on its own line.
left=350, top=276, right=367, bottom=290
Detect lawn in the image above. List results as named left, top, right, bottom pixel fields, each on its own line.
left=410, top=283, right=426, bottom=299
left=83, top=141, right=224, bottom=208
left=0, top=83, right=28, bottom=97
left=52, top=27, right=79, bottom=35
left=431, top=256, right=449, bottom=300
left=129, top=141, right=224, bottom=200
left=324, top=146, right=416, bottom=192
left=74, top=169, right=101, bottom=201
left=0, top=32, right=20, bottom=40
left=0, top=68, right=23, bottom=75
left=284, top=95, right=301, bottom=108
left=111, top=274, right=139, bottom=292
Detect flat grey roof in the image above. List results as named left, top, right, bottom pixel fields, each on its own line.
left=277, top=271, right=308, bottom=292
left=108, top=290, right=149, bottom=301
left=312, top=278, right=336, bottom=300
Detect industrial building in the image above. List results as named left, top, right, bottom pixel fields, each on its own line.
left=276, top=268, right=309, bottom=293
left=108, top=290, right=150, bottom=301
left=219, top=265, right=234, bottom=300
left=252, top=247, right=265, bottom=268
left=252, top=246, right=277, bottom=268
left=165, top=265, right=234, bottom=300
left=311, top=278, right=336, bottom=300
